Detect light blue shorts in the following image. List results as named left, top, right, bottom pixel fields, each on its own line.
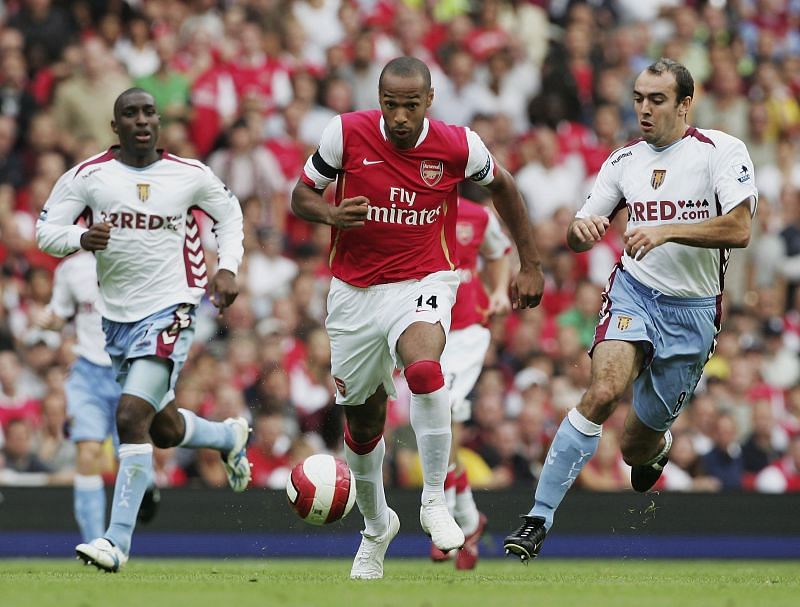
left=592, top=266, right=720, bottom=432
left=65, top=356, right=120, bottom=444
left=102, top=303, right=196, bottom=411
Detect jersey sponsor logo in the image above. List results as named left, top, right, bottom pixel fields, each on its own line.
left=734, top=164, right=751, bottom=183
left=334, top=377, right=347, bottom=397
left=362, top=158, right=384, bottom=166
left=100, top=211, right=182, bottom=231
left=420, top=159, right=443, bottom=187
left=617, top=315, right=632, bottom=331
left=389, top=186, right=416, bottom=206
left=611, top=150, right=632, bottom=165
left=627, top=199, right=711, bottom=222
left=651, top=169, right=667, bottom=190
left=366, top=203, right=442, bottom=225
left=136, top=183, right=150, bottom=202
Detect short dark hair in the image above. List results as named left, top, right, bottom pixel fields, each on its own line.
left=646, top=58, right=694, bottom=103
left=379, top=56, right=431, bottom=90
left=113, top=87, right=155, bottom=117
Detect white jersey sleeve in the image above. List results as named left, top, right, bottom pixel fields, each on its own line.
left=194, top=165, right=244, bottom=275
left=36, top=168, right=89, bottom=257
left=576, top=152, right=625, bottom=218
left=710, top=134, right=758, bottom=215
left=301, top=115, right=343, bottom=190
left=480, top=208, right=512, bottom=260
left=465, top=128, right=495, bottom=186
left=48, top=260, right=77, bottom=319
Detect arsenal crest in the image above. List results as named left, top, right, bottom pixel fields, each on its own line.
left=456, top=221, right=474, bottom=245
left=420, top=159, right=443, bottom=187
left=650, top=169, right=666, bottom=190
left=137, top=183, right=150, bottom=202
left=617, top=315, right=632, bottom=331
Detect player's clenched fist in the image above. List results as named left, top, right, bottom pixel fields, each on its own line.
left=330, top=196, right=370, bottom=229
left=570, top=215, right=609, bottom=243
left=79, top=222, right=112, bottom=251
left=210, top=269, right=239, bottom=310
left=511, top=265, right=545, bottom=309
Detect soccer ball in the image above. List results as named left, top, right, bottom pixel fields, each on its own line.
left=286, top=454, right=357, bottom=525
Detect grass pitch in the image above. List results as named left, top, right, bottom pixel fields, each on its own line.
left=1, top=559, right=798, bottom=607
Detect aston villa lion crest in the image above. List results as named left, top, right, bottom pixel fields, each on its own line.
left=617, top=315, right=632, bottom=331
left=137, top=183, right=150, bottom=202
left=650, top=169, right=666, bottom=190
left=420, top=159, right=443, bottom=187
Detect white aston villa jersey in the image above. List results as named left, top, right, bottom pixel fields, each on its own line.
left=48, top=252, right=110, bottom=366
left=37, top=148, right=244, bottom=322
left=578, top=127, right=758, bottom=297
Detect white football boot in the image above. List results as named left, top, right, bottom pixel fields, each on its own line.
left=75, top=538, right=128, bottom=572
left=350, top=508, right=400, bottom=580
left=222, top=417, right=252, bottom=492
left=420, top=503, right=465, bottom=553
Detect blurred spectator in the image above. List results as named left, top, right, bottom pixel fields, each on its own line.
left=134, top=32, right=191, bottom=126
left=8, top=0, right=76, bottom=73
left=516, top=127, right=586, bottom=223
left=247, top=410, right=292, bottom=489
left=661, top=431, right=721, bottom=492
left=702, top=410, right=744, bottom=491
left=754, top=431, right=800, bottom=493
left=32, top=389, right=74, bottom=474
left=741, top=399, right=788, bottom=486
left=578, top=428, right=630, bottom=491
left=693, top=60, right=749, bottom=141
left=0, top=116, right=25, bottom=188
left=51, top=37, right=132, bottom=153
left=0, top=48, right=39, bottom=148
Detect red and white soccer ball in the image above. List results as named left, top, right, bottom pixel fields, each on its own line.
left=286, top=453, right=357, bottom=525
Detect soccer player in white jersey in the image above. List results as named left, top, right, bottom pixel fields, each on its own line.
left=36, top=88, right=251, bottom=572
left=36, top=251, right=160, bottom=543
left=503, top=58, right=758, bottom=561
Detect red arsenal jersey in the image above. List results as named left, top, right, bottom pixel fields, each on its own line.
left=450, top=197, right=511, bottom=331
left=301, top=110, right=495, bottom=286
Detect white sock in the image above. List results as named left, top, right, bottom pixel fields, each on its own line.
left=410, top=386, right=452, bottom=506
left=345, top=437, right=389, bottom=537
left=454, top=484, right=480, bottom=536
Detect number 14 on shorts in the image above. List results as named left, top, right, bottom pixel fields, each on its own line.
left=416, top=294, right=438, bottom=311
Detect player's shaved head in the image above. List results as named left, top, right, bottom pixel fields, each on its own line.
left=113, top=87, right=156, bottom=118
left=379, top=56, right=431, bottom=91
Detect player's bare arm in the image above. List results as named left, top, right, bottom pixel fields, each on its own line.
left=484, top=256, right=512, bottom=316
left=567, top=216, right=610, bottom=253
left=209, top=269, right=239, bottom=310
left=485, top=166, right=544, bottom=309
left=624, top=199, right=753, bottom=260
left=79, top=222, right=112, bottom=252
left=291, top=181, right=369, bottom=229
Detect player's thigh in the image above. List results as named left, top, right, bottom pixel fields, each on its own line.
left=631, top=303, right=717, bottom=432
left=326, top=279, right=395, bottom=406
left=105, top=304, right=196, bottom=412
left=388, top=270, right=460, bottom=365
left=65, top=358, right=118, bottom=442
left=581, top=340, right=645, bottom=422
left=441, top=325, right=491, bottom=422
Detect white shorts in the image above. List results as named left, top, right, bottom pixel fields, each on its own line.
left=326, top=270, right=460, bottom=405
left=441, top=324, right=491, bottom=423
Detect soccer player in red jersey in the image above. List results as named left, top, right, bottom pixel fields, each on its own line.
left=292, top=56, right=544, bottom=579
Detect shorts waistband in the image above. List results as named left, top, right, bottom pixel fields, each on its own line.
left=618, top=268, right=719, bottom=308
left=331, top=271, right=457, bottom=293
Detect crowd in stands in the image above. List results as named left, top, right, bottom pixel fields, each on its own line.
left=2, top=0, right=800, bottom=495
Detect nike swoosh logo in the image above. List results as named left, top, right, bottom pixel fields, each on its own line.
left=362, top=159, right=384, bottom=165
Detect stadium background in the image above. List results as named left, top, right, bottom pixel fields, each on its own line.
left=1, top=0, right=799, bottom=559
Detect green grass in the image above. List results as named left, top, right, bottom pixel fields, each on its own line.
left=1, top=559, right=798, bottom=607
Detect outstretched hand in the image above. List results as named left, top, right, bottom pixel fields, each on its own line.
left=80, top=222, right=112, bottom=251
left=511, top=265, right=545, bottom=310
left=210, top=269, right=239, bottom=311
left=330, top=196, right=370, bottom=229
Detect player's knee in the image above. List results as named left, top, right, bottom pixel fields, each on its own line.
left=582, top=383, right=620, bottom=411
left=404, top=359, right=445, bottom=395
left=150, top=419, right=182, bottom=448
left=619, top=439, right=651, bottom=466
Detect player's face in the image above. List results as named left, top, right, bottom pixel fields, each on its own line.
left=633, top=70, right=690, bottom=147
left=379, top=72, right=433, bottom=149
left=112, top=91, right=160, bottom=160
